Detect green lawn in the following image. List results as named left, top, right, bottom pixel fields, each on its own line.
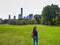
left=0, top=24, right=60, bottom=45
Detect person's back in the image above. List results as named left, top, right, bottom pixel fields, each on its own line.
left=34, top=29, right=38, bottom=37
left=31, top=26, right=38, bottom=45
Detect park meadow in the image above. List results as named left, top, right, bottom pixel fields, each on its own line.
left=0, top=24, right=60, bottom=45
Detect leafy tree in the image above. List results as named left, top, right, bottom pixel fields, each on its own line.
left=42, top=4, right=60, bottom=25
left=34, top=14, right=41, bottom=24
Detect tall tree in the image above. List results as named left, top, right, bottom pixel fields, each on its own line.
left=34, top=14, right=41, bottom=24
left=42, top=4, right=60, bottom=25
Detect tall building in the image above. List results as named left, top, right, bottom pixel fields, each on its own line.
left=13, top=16, right=16, bottom=19
left=26, top=16, right=29, bottom=19
left=18, top=8, right=23, bottom=19
left=8, top=15, right=11, bottom=20
left=21, top=8, right=23, bottom=18
left=0, top=18, right=2, bottom=23
left=29, top=14, right=33, bottom=19
left=18, top=14, right=22, bottom=19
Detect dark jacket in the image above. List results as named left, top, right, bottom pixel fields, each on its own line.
left=33, top=29, right=38, bottom=37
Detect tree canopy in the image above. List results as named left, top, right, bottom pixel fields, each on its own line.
left=42, top=4, right=60, bottom=25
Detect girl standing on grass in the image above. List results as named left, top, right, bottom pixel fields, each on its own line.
left=31, top=26, right=38, bottom=45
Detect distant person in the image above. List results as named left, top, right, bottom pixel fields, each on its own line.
left=31, top=26, right=38, bottom=45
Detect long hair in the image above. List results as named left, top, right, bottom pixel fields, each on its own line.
left=33, top=26, right=37, bottom=32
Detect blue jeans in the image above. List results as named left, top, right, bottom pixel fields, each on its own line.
left=33, top=36, right=38, bottom=45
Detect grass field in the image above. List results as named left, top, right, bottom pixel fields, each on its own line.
left=0, top=24, right=60, bottom=45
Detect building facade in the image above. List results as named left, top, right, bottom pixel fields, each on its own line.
left=8, top=15, right=11, bottom=20
left=0, top=18, right=2, bottom=23
left=18, top=8, right=23, bottom=19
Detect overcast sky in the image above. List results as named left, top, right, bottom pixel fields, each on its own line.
left=0, top=0, right=60, bottom=19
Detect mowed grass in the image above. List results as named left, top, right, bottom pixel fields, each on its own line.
left=0, top=24, right=60, bottom=45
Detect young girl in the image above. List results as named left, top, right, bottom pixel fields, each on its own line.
left=31, top=26, right=38, bottom=45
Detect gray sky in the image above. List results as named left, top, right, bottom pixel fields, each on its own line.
left=0, top=0, right=60, bottom=19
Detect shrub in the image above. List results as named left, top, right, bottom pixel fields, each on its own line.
left=8, top=19, right=16, bottom=25
left=16, top=20, right=27, bottom=25
left=8, top=19, right=37, bottom=25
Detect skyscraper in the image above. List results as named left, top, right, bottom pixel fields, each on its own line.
left=13, top=16, right=16, bottom=19
left=8, top=15, right=11, bottom=20
left=18, top=8, right=23, bottom=19
left=0, top=18, right=2, bottom=23
left=21, top=8, right=23, bottom=18
left=29, top=14, right=33, bottom=19
left=18, top=14, right=22, bottom=19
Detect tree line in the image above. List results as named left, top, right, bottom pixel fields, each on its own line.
left=0, top=4, right=60, bottom=25
left=8, top=19, right=37, bottom=25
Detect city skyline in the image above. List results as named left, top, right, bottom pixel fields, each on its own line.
left=0, top=0, right=60, bottom=19
left=8, top=8, right=33, bottom=20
